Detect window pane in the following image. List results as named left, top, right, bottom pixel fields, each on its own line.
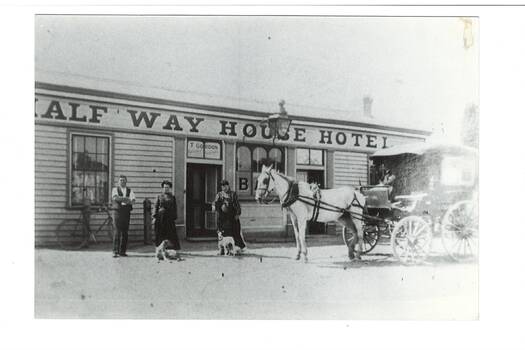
left=310, top=149, right=323, bottom=165
left=96, top=172, right=108, bottom=186
left=187, top=140, right=204, bottom=158
left=85, top=136, right=97, bottom=154
left=237, top=146, right=251, bottom=171
left=253, top=147, right=267, bottom=172
left=269, top=148, right=284, bottom=172
left=96, top=186, right=106, bottom=205
left=85, top=187, right=96, bottom=203
left=96, top=155, right=108, bottom=171
left=269, top=148, right=282, bottom=162
left=97, top=137, right=108, bottom=154
left=252, top=172, right=261, bottom=192
left=237, top=171, right=252, bottom=195
left=204, top=142, right=221, bottom=159
left=296, top=148, right=310, bottom=165
left=85, top=172, right=96, bottom=187
left=72, top=153, right=82, bottom=170
left=72, top=136, right=84, bottom=153
left=72, top=171, right=84, bottom=187
left=86, top=152, right=97, bottom=170
left=71, top=187, right=84, bottom=205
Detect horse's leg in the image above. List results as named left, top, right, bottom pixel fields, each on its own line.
left=288, top=210, right=301, bottom=260
left=297, top=219, right=308, bottom=262
left=338, top=212, right=359, bottom=260
left=355, top=214, right=364, bottom=259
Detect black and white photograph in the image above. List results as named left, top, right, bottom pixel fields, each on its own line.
left=3, top=4, right=525, bottom=350
left=33, top=15, right=481, bottom=320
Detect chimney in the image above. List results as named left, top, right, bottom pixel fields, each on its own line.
left=363, top=95, right=373, bottom=118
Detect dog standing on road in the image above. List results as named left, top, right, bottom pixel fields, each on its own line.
left=217, top=230, right=236, bottom=256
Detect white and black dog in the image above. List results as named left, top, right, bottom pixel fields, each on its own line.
left=217, top=230, right=237, bottom=256
left=156, top=240, right=169, bottom=261
left=156, top=240, right=181, bottom=261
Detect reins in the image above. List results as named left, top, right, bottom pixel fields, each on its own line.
left=261, top=170, right=370, bottom=221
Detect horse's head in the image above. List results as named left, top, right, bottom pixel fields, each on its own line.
left=254, top=164, right=275, bottom=204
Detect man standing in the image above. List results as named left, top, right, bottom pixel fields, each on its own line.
left=112, top=175, right=136, bottom=258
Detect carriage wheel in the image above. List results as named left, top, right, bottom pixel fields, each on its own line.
left=362, top=224, right=380, bottom=253
left=391, top=216, right=432, bottom=264
left=342, top=224, right=380, bottom=254
left=441, top=200, right=478, bottom=262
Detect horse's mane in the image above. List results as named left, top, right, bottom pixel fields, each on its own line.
left=271, top=169, right=296, bottom=183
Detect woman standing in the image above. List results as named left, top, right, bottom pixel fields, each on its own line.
left=153, top=180, right=182, bottom=260
left=213, top=179, right=246, bottom=252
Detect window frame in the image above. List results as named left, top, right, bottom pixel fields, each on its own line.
left=296, top=147, right=325, bottom=168
left=67, top=130, right=113, bottom=209
left=235, top=143, right=286, bottom=199
left=187, top=138, right=223, bottom=161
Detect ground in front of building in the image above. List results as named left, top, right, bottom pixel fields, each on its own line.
left=35, top=236, right=478, bottom=320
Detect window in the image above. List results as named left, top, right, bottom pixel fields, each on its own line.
left=187, top=139, right=222, bottom=160
left=70, top=134, right=110, bottom=207
left=441, top=156, right=476, bottom=187
left=236, top=144, right=284, bottom=196
left=296, top=148, right=324, bottom=166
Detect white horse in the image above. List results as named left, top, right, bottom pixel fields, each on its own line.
left=254, top=164, right=365, bottom=262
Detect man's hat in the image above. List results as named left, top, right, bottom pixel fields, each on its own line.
left=219, top=180, right=229, bottom=186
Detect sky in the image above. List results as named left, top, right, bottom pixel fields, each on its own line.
left=35, top=16, right=479, bottom=141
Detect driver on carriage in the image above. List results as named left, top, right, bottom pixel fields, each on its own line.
left=378, top=168, right=396, bottom=199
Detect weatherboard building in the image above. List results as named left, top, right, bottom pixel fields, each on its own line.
left=34, top=76, right=430, bottom=246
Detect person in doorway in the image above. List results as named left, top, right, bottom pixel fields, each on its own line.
left=153, top=180, right=182, bottom=261
left=111, top=175, right=136, bottom=258
left=379, top=169, right=396, bottom=199
left=213, top=180, right=247, bottom=253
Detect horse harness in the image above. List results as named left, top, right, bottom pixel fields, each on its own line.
left=265, top=171, right=366, bottom=222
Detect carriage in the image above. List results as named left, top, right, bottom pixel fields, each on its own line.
left=346, top=142, right=479, bottom=264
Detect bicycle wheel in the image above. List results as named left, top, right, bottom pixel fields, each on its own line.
left=104, top=217, right=115, bottom=242
left=55, top=218, right=88, bottom=250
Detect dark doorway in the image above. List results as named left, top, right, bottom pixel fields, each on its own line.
left=296, top=169, right=326, bottom=235
left=186, top=164, right=222, bottom=238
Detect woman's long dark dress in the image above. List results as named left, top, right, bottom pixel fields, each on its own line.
left=154, top=193, right=180, bottom=250
left=214, top=190, right=246, bottom=249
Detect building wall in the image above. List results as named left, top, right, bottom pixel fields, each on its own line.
left=34, top=85, right=429, bottom=246
left=333, top=151, right=369, bottom=235
left=35, top=124, right=69, bottom=245
left=112, top=131, right=174, bottom=242
left=35, top=124, right=176, bottom=246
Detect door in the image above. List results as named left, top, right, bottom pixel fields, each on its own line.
left=186, top=164, right=222, bottom=238
left=296, top=169, right=326, bottom=235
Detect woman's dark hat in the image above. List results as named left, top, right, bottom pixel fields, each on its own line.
left=219, top=180, right=229, bottom=186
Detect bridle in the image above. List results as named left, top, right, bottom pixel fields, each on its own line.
left=257, top=169, right=294, bottom=205
left=256, top=169, right=276, bottom=204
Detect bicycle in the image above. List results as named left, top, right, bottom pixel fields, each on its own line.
left=55, top=204, right=115, bottom=249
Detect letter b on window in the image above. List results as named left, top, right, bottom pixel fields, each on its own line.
left=239, top=177, right=249, bottom=191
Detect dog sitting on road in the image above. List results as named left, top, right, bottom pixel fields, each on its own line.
left=217, top=230, right=236, bottom=256
left=156, top=240, right=169, bottom=261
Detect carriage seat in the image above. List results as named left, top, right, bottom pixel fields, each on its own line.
left=361, top=186, right=391, bottom=209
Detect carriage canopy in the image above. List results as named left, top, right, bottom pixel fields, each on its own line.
left=370, top=142, right=478, bottom=197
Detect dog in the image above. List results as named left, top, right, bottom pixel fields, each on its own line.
left=156, top=240, right=169, bottom=261
left=155, top=240, right=182, bottom=261
left=217, top=230, right=236, bottom=256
